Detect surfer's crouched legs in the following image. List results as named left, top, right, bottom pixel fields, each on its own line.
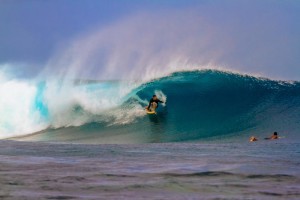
left=150, top=102, right=157, bottom=111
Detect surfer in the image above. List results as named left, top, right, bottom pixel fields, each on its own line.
left=147, top=95, right=164, bottom=112
left=265, top=132, right=279, bottom=140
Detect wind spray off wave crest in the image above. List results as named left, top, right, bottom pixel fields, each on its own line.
left=42, top=10, right=221, bottom=82
left=40, top=6, right=300, bottom=82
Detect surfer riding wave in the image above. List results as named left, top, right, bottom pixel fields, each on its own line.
left=146, top=95, right=164, bottom=112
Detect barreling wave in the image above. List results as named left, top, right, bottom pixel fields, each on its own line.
left=1, top=69, right=300, bottom=143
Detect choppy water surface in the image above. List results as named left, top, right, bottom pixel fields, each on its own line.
left=1, top=140, right=299, bottom=199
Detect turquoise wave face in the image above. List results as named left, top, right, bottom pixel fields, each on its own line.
left=130, top=70, right=300, bottom=142
left=10, top=70, right=300, bottom=143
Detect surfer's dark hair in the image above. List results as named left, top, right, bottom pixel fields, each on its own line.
left=153, top=95, right=157, bottom=97
left=274, top=132, right=277, bottom=135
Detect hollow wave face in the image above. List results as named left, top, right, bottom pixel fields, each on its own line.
left=133, top=70, right=300, bottom=142
left=1, top=70, right=300, bottom=142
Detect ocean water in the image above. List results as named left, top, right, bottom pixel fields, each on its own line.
left=1, top=140, right=299, bottom=199
left=1, top=70, right=300, bottom=199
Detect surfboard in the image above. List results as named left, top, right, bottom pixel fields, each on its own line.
left=145, top=109, right=156, bottom=114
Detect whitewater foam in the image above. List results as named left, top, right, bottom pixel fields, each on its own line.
left=0, top=69, right=147, bottom=139
left=0, top=77, right=47, bottom=138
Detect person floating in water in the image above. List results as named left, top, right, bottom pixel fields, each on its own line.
left=249, top=136, right=258, bottom=142
left=147, top=95, right=164, bottom=112
left=265, top=132, right=279, bottom=140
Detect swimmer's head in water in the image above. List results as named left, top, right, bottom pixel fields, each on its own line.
left=274, top=132, right=278, bottom=135
left=153, top=95, right=157, bottom=100
left=249, top=136, right=257, bottom=142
